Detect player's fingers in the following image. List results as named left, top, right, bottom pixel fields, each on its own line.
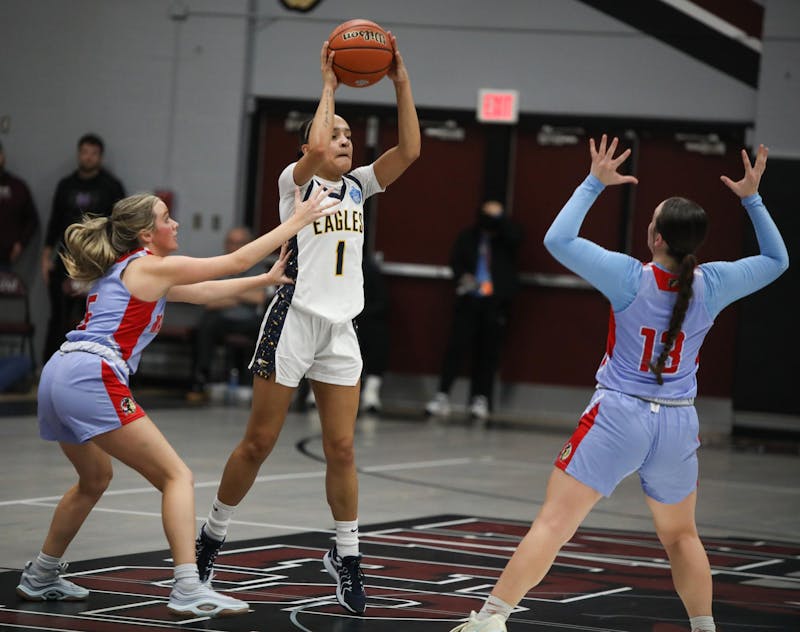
left=608, top=136, right=619, bottom=158
left=589, top=137, right=597, bottom=159
left=611, top=146, right=630, bottom=167
left=599, top=134, right=608, bottom=156
left=754, top=144, right=768, bottom=173
left=740, top=148, right=752, bottom=173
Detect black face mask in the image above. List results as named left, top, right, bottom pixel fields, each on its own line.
left=478, top=212, right=502, bottom=231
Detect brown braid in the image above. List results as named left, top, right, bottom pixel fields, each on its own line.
left=649, top=253, right=696, bottom=385
left=647, top=196, right=708, bottom=386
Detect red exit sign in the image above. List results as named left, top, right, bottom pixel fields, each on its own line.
left=477, top=89, right=519, bottom=124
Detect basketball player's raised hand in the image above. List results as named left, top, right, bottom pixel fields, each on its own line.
left=589, top=134, right=639, bottom=187
left=291, top=185, right=339, bottom=227
left=385, top=32, right=409, bottom=83
left=320, top=41, right=338, bottom=89
left=721, top=144, right=768, bottom=198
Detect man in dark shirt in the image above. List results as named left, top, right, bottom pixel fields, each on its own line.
left=0, top=141, right=39, bottom=268
left=41, top=133, right=125, bottom=361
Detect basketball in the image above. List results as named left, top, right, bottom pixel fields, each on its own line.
left=327, top=19, right=393, bottom=88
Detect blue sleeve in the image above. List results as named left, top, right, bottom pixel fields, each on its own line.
left=701, top=193, right=789, bottom=318
left=544, top=175, right=642, bottom=311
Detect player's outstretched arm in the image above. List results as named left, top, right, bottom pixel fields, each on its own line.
left=544, top=135, right=641, bottom=310
left=294, top=42, right=339, bottom=185
left=373, top=33, right=420, bottom=189
left=132, top=187, right=335, bottom=301
left=167, top=243, right=294, bottom=304
left=702, top=144, right=789, bottom=315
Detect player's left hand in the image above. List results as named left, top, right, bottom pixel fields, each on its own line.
left=386, top=32, right=409, bottom=83
left=264, top=242, right=294, bottom=286
left=721, top=144, right=767, bottom=198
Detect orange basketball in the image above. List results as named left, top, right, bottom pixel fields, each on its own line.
left=327, top=19, right=393, bottom=88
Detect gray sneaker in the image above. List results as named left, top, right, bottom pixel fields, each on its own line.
left=16, top=561, right=89, bottom=601
left=167, top=582, right=249, bottom=618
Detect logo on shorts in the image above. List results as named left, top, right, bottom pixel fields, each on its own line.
left=559, top=442, right=572, bottom=462
left=349, top=188, right=362, bottom=204
left=120, top=397, right=137, bottom=415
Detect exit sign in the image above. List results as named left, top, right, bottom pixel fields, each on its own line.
left=477, top=89, right=519, bottom=124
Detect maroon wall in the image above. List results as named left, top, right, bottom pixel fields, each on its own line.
left=253, top=102, right=746, bottom=397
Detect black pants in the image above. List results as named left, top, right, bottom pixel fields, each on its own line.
left=356, top=311, right=389, bottom=378
left=43, top=263, right=86, bottom=363
left=438, top=295, right=509, bottom=409
left=193, top=310, right=261, bottom=383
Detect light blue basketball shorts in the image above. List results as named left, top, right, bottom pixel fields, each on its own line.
left=554, top=389, right=700, bottom=504
left=38, top=350, right=146, bottom=444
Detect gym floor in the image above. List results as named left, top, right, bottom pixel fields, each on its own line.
left=0, top=396, right=798, bottom=631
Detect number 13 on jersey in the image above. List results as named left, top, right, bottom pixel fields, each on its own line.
left=639, top=327, right=685, bottom=374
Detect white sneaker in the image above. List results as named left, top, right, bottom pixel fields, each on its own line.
left=361, top=375, right=382, bottom=412
left=16, top=561, right=89, bottom=601
left=425, top=392, right=451, bottom=416
left=470, top=395, right=489, bottom=421
left=167, top=582, right=249, bottom=618
left=450, top=611, right=507, bottom=632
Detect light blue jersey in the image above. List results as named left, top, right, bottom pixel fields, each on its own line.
left=544, top=175, right=789, bottom=400
left=66, top=248, right=166, bottom=374
left=544, top=173, right=788, bottom=501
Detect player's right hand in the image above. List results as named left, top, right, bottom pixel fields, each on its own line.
left=292, top=185, right=338, bottom=226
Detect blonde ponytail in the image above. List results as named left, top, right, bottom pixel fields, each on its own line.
left=61, top=193, right=159, bottom=284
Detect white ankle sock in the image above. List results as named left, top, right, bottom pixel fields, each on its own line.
left=690, top=615, right=715, bottom=631
left=477, top=594, right=513, bottom=621
left=205, top=496, right=236, bottom=540
left=33, top=551, right=60, bottom=573
left=174, top=563, right=201, bottom=589
left=335, top=519, right=359, bottom=558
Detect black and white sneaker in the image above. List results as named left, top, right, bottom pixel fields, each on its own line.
left=195, top=524, right=225, bottom=583
left=322, top=545, right=366, bottom=615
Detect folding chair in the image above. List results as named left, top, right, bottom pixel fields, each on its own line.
left=0, top=270, right=36, bottom=369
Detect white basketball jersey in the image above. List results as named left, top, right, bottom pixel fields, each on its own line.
left=277, top=162, right=383, bottom=322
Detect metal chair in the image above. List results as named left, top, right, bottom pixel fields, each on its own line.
left=0, top=270, right=36, bottom=369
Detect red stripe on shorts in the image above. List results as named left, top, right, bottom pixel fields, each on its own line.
left=555, top=401, right=600, bottom=471
left=101, top=361, right=146, bottom=425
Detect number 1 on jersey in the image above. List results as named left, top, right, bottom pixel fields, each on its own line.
left=335, top=240, right=345, bottom=276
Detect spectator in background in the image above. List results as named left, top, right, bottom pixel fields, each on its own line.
left=0, top=141, right=39, bottom=270
left=425, top=200, right=523, bottom=421
left=187, top=226, right=269, bottom=401
left=41, top=133, right=125, bottom=362
left=357, top=252, right=390, bottom=413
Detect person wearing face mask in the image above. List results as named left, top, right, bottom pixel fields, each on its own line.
left=425, top=199, right=523, bottom=421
